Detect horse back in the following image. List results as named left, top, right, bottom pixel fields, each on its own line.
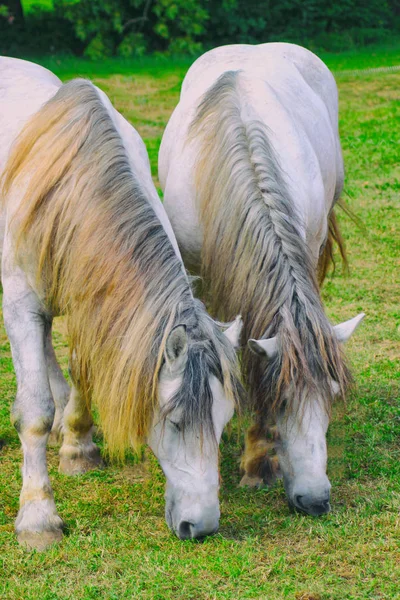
left=162, top=43, right=343, bottom=261
left=0, top=58, right=61, bottom=180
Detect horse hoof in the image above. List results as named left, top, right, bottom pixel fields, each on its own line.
left=17, top=529, right=63, bottom=551
left=239, top=474, right=264, bottom=488
left=59, top=445, right=104, bottom=475
left=16, top=498, right=64, bottom=551
left=16, top=497, right=64, bottom=549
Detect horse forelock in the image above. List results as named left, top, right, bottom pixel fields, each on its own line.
left=162, top=299, right=244, bottom=441
left=190, top=70, right=352, bottom=419
left=2, top=78, right=242, bottom=457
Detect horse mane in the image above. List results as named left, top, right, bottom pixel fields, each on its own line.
left=189, top=70, right=352, bottom=417
left=1, top=78, right=242, bottom=456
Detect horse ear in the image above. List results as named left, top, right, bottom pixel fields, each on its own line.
left=248, top=336, right=278, bottom=359
left=223, top=315, right=243, bottom=348
left=333, top=313, right=365, bottom=344
left=165, top=325, right=188, bottom=370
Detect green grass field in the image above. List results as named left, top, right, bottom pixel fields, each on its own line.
left=1, top=46, right=399, bottom=599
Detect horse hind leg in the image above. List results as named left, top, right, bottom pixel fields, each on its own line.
left=45, top=327, right=102, bottom=473
left=3, top=271, right=63, bottom=550
left=59, top=382, right=104, bottom=475
left=239, top=419, right=280, bottom=488
left=45, top=324, right=70, bottom=446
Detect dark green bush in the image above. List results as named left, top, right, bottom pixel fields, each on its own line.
left=1, top=0, right=399, bottom=58
left=206, top=0, right=396, bottom=47
left=0, top=2, right=79, bottom=55
left=54, top=0, right=209, bottom=58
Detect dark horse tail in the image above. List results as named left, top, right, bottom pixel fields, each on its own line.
left=318, top=202, right=348, bottom=285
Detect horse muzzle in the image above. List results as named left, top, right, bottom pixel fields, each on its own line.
left=290, top=482, right=331, bottom=516
left=293, top=493, right=331, bottom=516
left=166, top=494, right=220, bottom=540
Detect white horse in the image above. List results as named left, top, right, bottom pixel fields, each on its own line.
left=0, top=57, right=244, bottom=550
left=159, top=43, right=364, bottom=516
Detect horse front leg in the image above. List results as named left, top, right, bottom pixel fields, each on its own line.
left=239, top=416, right=281, bottom=488
left=2, top=272, right=63, bottom=550
left=59, top=381, right=103, bottom=475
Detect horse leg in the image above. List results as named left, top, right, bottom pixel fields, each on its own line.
left=2, top=271, right=63, bottom=550
left=45, top=323, right=70, bottom=446
left=59, top=383, right=104, bottom=475
left=239, top=417, right=280, bottom=488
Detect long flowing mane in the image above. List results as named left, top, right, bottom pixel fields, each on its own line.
left=189, top=71, right=351, bottom=416
left=1, top=79, right=242, bottom=456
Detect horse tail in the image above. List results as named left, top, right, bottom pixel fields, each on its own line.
left=318, top=206, right=349, bottom=285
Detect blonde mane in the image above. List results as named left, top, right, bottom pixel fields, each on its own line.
left=190, top=71, right=351, bottom=416
left=2, top=79, right=242, bottom=456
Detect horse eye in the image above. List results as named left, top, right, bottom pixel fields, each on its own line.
left=279, top=399, right=287, bottom=414
left=169, top=419, right=181, bottom=432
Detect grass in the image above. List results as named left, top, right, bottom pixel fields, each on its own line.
left=1, top=47, right=399, bottom=599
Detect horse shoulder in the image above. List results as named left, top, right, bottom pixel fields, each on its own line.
left=180, top=44, right=251, bottom=96
left=0, top=60, right=62, bottom=265
left=256, top=42, right=344, bottom=193
left=221, top=68, right=335, bottom=259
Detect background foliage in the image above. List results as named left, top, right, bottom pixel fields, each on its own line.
left=1, top=45, right=399, bottom=600
left=1, top=0, right=399, bottom=57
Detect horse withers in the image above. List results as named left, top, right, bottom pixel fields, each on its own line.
left=159, top=43, right=364, bottom=516
left=0, top=58, right=244, bottom=549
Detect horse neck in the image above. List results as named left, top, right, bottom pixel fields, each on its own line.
left=189, top=70, right=349, bottom=412
left=101, top=99, right=184, bottom=263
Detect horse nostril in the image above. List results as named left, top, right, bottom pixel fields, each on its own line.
left=178, top=521, right=194, bottom=540
left=309, top=500, right=330, bottom=516
left=295, top=495, right=305, bottom=509
left=177, top=520, right=219, bottom=540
